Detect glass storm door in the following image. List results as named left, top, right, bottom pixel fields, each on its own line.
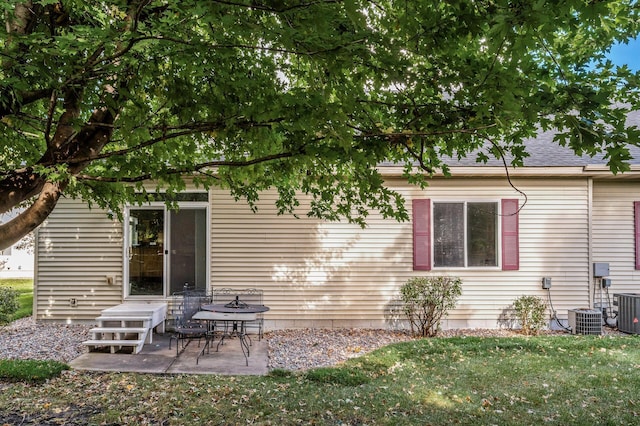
left=128, top=209, right=165, bottom=296
left=168, top=208, right=207, bottom=294
left=127, top=206, right=207, bottom=297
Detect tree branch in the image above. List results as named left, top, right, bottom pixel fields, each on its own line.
left=0, top=106, right=115, bottom=213
left=0, top=88, right=54, bottom=119
left=211, top=0, right=341, bottom=13
left=75, top=151, right=298, bottom=183
left=53, top=117, right=283, bottom=166
left=358, top=124, right=497, bottom=139
left=0, top=180, right=66, bottom=250
left=44, top=89, right=57, bottom=145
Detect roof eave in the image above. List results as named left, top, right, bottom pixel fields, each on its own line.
left=378, top=165, right=640, bottom=179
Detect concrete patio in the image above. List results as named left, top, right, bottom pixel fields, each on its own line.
left=69, top=333, right=269, bottom=375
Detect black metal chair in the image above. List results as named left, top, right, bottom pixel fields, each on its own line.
left=239, top=288, right=265, bottom=340
left=169, top=288, right=209, bottom=356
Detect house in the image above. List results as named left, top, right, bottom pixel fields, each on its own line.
left=0, top=243, right=34, bottom=279
left=33, top=130, right=640, bottom=336
left=0, top=211, right=34, bottom=279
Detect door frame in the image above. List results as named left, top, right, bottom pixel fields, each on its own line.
left=123, top=199, right=210, bottom=299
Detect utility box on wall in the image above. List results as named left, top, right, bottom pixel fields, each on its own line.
left=593, top=262, right=610, bottom=277
left=614, top=293, right=640, bottom=334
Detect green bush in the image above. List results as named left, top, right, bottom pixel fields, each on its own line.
left=0, top=278, right=34, bottom=321
left=0, top=287, right=19, bottom=325
left=513, top=295, right=547, bottom=335
left=400, top=276, right=462, bottom=337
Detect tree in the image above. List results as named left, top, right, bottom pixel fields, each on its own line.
left=1, top=0, right=639, bottom=250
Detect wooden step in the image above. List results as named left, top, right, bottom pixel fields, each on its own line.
left=82, top=339, right=145, bottom=354
left=90, top=327, right=147, bottom=333
left=95, top=316, right=155, bottom=344
left=96, top=315, right=151, bottom=324
left=89, top=327, right=147, bottom=338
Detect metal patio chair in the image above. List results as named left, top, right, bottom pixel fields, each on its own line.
left=169, top=288, right=209, bottom=356
left=238, top=288, right=265, bottom=340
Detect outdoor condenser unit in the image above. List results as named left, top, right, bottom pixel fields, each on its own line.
left=614, top=293, right=640, bottom=334
left=568, top=309, right=602, bottom=335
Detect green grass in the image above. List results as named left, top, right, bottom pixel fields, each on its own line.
left=0, top=278, right=33, bottom=321
left=0, top=359, right=69, bottom=382
left=1, top=334, right=640, bottom=425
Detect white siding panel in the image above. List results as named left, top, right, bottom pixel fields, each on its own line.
left=35, top=198, right=123, bottom=321
left=210, top=178, right=591, bottom=329
left=35, top=176, right=595, bottom=329
left=592, top=181, right=640, bottom=294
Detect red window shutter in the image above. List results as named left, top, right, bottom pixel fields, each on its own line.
left=413, top=199, right=431, bottom=271
left=501, top=199, right=519, bottom=271
left=635, top=202, right=640, bottom=270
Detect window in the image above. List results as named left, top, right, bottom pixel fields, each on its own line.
left=433, top=202, right=497, bottom=267
left=413, top=199, right=519, bottom=271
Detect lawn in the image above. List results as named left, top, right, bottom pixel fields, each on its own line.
left=1, top=334, right=639, bottom=425
left=0, top=278, right=33, bottom=321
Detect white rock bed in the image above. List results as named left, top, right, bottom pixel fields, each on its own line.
left=265, top=328, right=415, bottom=371
left=0, top=318, right=625, bottom=370
left=0, top=317, right=92, bottom=362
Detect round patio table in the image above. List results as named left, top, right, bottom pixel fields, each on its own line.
left=201, top=295, right=270, bottom=314
left=197, top=297, right=269, bottom=365
left=201, top=304, right=270, bottom=313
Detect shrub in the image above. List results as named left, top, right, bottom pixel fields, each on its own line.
left=513, top=295, right=547, bottom=335
left=0, top=287, right=19, bottom=325
left=400, top=276, right=462, bottom=337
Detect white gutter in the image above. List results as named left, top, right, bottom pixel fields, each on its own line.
left=378, top=165, right=640, bottom=178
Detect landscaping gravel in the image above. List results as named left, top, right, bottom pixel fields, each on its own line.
left=0, top=317, right=625, bottom=371
left=0, top=317, right=92, bottom=362
left=266, top=328, right=415, bottom=371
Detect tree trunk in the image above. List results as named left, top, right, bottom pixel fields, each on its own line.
left=0, top=181, right=67, bottom=249
left=0, top=108, right=114, bottom=250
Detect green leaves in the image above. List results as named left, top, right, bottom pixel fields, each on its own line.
left=1, top=0, right=640, bottom=245
left=512, top=295, right=547, bottom=335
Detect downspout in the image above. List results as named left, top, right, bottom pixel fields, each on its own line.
left=587, top=177, right=593, bottom=308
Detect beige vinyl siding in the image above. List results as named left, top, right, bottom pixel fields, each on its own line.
left=35, top=198, right=123, bottom=321
left=210, top=177, right=591, bottom=329
left=592, top=181, right=640, bottom=294
left=34, top=176, right=594, bottom=329
left=407, top=178, right=590, bottom=327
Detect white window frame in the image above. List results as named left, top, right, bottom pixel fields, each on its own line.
left=123, top=192, right=210, bottom=299
left=432, top=200, right=500, bottom=269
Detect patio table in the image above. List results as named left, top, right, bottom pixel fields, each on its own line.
left=201, top=295, right=271, bottom=314
left=194, top=298, right=270, bottom=365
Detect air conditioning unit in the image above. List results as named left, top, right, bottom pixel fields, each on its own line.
left=614, top=293, right=640, bottom=334
left=568, top=309, right=602, bottom=335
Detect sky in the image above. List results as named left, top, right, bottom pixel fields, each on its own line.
left=607, top=37, right=640, bottom=71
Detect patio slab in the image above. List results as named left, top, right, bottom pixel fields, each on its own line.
left=69, top=333, right=268, bottom=376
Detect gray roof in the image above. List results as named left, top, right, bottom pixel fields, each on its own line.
left=414, top=110, right=640, bottom=168
left=451, top=130, right=640, bottom=167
